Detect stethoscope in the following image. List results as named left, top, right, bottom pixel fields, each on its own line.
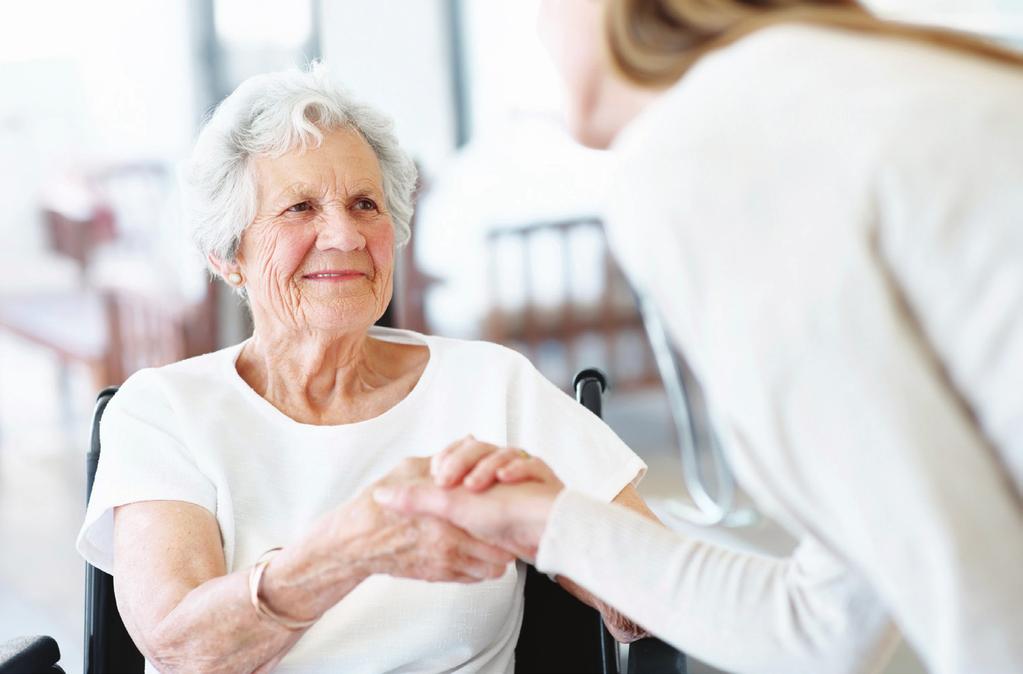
left=639, top=295, right=758, bottom=528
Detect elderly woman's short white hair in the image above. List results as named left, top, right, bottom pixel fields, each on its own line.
left=184, top=63, right=418, bottom=264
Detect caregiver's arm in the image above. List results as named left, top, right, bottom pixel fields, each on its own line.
left=376, top=469, right=895, bottom=674
left=113, top=458, right=513, bottom=674
left=551, top=485, right=655, bottom=643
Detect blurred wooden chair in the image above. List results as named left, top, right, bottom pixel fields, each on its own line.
left=40, top=162, right=169, bottom=274
left=391, top=166, right=442, bottom=334
left=0, top=290, right=109, bottom=413
left=42, top=206, right=115, bottom=275
left=0, top=280, right=218, bottom=403
left=0, top=161, right=217, bottom=438
left=393, top=232, right=441, bottom=333
left=32, top=160, right=216, bottom=387
left=100, top=280, right=219, bottom=386
left=483, top=217, right=657, bottom=391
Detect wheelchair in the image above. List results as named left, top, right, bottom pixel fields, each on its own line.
left=1, top=370, right=685, bottom=674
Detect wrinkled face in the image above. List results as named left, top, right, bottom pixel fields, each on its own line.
left=236, top=129, right=395, bottom=336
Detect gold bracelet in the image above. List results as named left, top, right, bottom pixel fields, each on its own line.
left=248, top=546, right=318, bottom=631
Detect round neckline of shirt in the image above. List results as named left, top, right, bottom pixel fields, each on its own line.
left=223, top=326, right=438, bottom=432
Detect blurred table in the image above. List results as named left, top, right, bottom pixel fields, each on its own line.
left=0, top=290, right=110, bottom=392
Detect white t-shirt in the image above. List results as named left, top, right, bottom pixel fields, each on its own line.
left=77, top=327, right=646, bottom=674
left=538, top=23, right=1023, bottom=674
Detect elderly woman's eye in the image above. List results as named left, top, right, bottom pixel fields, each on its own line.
left=286, top=201, right=312, bottom=213
left=354, top=198, right=378, bottom=211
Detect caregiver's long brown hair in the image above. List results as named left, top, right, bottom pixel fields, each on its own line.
left=606, top=0, right=1023, bottom=87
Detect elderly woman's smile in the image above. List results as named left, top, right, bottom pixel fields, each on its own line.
left=301, top=270, right=367, bottom=281
left=236, top=128, right=395, bottom=333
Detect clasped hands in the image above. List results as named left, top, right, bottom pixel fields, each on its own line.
left=352, top=435, right=563, bottom=584
left=307, top=436, right=647, bottom=643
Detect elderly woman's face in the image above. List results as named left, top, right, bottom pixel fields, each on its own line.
left=236, top=129, right=395, bottom=334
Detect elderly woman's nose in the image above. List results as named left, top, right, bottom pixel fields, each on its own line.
left=315, top=208, right=367, bottom=251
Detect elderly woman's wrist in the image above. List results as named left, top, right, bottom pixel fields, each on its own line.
left=259, top=544, right=368, bottom=622
left=301, top=508, right=379, bottom=581
left=258, top=560, right=329, bottom=624
left=250, top=550, right=319, bottom=629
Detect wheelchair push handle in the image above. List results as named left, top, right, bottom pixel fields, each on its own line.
left=574, top=368, right=608, bottom=418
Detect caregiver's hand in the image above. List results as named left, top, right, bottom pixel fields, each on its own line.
left=431, top=435, right=564, bottom=493
left=373, top=437, right=563, bottom=561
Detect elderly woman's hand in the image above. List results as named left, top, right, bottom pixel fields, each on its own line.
left=318, top=456, right=516, bottom=584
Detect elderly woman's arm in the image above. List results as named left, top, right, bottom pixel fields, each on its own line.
left=114, top=501, right=306, bottom=674
left=113, top=458, right=513, bottom=674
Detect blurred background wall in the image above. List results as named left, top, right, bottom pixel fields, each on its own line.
left=0, top=1, right=1020, bottom=672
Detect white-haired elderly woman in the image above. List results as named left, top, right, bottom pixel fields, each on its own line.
left=76, top=65, right=654, bottom=674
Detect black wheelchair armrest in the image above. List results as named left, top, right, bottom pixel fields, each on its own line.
left=0, top=635, right=63, bottom=674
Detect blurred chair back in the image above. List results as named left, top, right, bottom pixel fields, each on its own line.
left=40, top=162, right=169, bottom=274
left=483, top=218, right=657, bottom=391
left=393, top=165, right=440, bottom=333
left=33, top=159, right=215, bottom=390
left=42, top=206, right=115, bottom=275
left=101, top=281, right=217, bottom=386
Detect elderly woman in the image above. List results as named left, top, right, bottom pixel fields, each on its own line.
left=76, top=65, right=653, bottom=673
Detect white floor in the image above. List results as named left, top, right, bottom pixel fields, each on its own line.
left=0, top=332, right=924, bottom=674
left=0, top=333, right=91, bottom=673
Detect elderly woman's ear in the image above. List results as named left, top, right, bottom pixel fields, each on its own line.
left=208, top=254, right=245, bottom=287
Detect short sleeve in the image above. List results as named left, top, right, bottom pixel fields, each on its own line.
left=76, top=369, right=217, bottom=574
left=503, top=353, right=646, bottom=504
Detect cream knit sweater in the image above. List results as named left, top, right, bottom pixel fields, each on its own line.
left=538, top=24, right=1023, bottom=674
